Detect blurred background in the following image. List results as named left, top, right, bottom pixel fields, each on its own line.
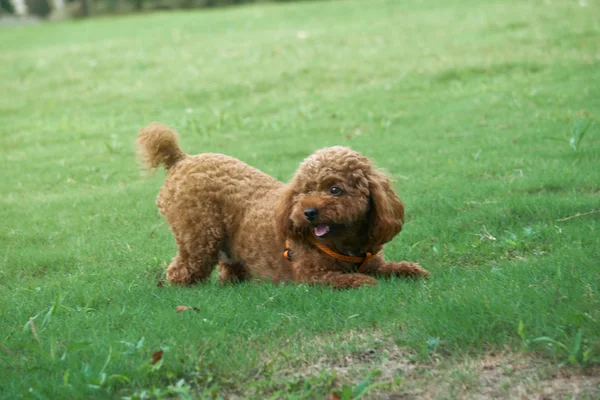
left=0, top=0, right=299, bottom=20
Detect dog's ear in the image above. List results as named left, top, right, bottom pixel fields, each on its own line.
left=275, top=185, right=301, bottom=241
left=367, top=170, right=405, bottom=248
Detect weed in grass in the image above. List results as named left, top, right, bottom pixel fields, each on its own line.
left=104, top=134, right=124, bottom=154
left=518, top=321, right=600, bottom=368
left=531, top=334, right=599, bottom=368
left=569, top=118, right=593, bottom=152
left=247, top=369, right=338, bottom=399
left=123, top=379, right=193, bottom=400
left=23, top=293, right=66, bottom=334
left=545, top=117, right=594, bottom=152
left=119, top=337, right=146, bottom=356
left=332, top=370, right=383, bottom=400
left=450, top=367, right=480, bottom=392
left=408, top=336, right=442, bottom=362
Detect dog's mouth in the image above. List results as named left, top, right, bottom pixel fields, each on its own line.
left=313, top=224, right=331, bottom=238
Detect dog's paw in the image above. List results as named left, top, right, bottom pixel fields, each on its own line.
left=327, top=273, right=378, bottom=289
left=167, top=262, right=199, bottom=285
left=387, top=261, right=430, bottom=278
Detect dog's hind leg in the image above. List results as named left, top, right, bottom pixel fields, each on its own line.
left=217, top=260, right=250, bottom=285
left=166, top=237, right=221, bottom=284
left=216, top=248, right=250, bottom=284
left=165, top=213, right=224, bottom=285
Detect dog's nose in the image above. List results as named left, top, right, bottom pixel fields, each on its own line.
left=304, top=208, right=319, bottom=221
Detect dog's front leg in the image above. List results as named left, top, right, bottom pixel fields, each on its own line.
left=361, top=254, right=430, bottom=278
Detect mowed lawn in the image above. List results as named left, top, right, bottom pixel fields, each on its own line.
left=1, top=0, right=599, bottom=398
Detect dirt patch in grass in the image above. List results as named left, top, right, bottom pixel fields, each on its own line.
left=406, top=353, right=600, bottom=400
left=256, top=331, right=600, bottom=399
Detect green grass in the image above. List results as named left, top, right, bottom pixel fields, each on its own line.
left=1, top=0, right=599, bottom=398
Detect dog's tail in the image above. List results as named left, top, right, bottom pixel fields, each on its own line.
left=136, top=122, right=187, bottom=171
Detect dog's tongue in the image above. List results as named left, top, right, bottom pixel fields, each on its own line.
left=314, top=224, right=330, bottom=237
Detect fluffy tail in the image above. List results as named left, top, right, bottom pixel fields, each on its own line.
left=136, top=122, right=186, bottom=170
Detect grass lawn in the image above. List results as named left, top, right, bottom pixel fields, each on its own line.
left=1, top=0, right=599, bottom=398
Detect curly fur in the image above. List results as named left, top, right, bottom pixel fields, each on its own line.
left=137, top=123, right=429, bottom=289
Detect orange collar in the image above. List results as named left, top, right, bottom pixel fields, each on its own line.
left=284, top=237, right=377, bottom=273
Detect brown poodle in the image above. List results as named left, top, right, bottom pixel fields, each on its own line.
left=137, top=123, right=429, bottom=289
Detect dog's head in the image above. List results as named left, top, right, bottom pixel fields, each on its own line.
left=276, top=146, right=404, bottom=251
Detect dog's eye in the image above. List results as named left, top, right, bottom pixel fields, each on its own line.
left=329, top=186, right=342, bottom=196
